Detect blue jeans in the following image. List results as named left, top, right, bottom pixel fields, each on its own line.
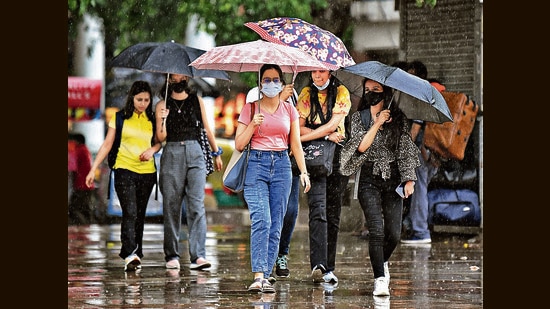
left=357, top=162, right=403, bottom=279
left=114, top=168, right=157, bottom=259
left=306, top=148, right=349, bottom=272
left=279, top=175, right=300, bottom=256
left=404, top=150, right=439, bottom=239
left=160, top=140, right=207, bottom=263
left=244, top=149, right=292, bottom=278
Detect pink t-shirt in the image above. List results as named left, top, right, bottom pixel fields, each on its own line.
left=238, top=101, right=298, bottom=151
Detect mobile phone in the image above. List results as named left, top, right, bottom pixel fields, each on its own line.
left=395, top=183, right=406, bottom=198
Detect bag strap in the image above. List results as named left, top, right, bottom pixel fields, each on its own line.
left=359, top=109, right=372, bottom=129
left=352, top=109, right=373, bottom=200
left=107, top=111, right=124, bottom=199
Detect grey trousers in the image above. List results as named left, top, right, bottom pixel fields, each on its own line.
left=160, top=140, right=207, bottom=263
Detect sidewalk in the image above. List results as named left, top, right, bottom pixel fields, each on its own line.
left=68, top=220, right=483, bottom=308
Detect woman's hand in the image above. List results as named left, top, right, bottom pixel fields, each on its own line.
left=139, top=148, right=156, bottom=161
left=300, top=173, right=311, bottom=193
left=281, top=84, right=294, bottom=102
left=85, top=171, right=95, bottom=188
left=252, top=113, right=264, bottom=127
left=375, top=109, right=392, bottom=125
left=404, top=180, right=415, bottom=198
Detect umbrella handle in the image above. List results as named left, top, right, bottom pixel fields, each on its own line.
left=161, top=74, right=170, bottom=133
left=387, top=92, right=396, bottom=110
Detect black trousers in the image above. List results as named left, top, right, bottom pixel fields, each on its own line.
left=114, top=168, right=156, bottom=259
left=306, top=148, right=349, bottom=272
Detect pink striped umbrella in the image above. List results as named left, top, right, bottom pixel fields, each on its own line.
left=189, top=40, right=330, bottom=82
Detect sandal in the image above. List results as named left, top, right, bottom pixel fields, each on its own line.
left=261, top=279, right=275, bottom=293
left=248, top=278, right=262, bottom=292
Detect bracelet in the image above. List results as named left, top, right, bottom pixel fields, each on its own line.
left=211, top=148, right=223, bottom=156
left=301, top=172, right=309, bottom=176
left=324, top=135, right=329, bottom=141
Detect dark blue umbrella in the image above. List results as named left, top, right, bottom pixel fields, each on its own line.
left=332, top=61, right=453, bottom=123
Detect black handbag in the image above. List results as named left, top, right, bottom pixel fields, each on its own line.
left=293, top=139, right=336, bottom=177
left=291, top=98, right=337, bottom=178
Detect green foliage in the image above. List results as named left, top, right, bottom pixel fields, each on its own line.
left=68, top=0, right=331, bottom=86
left=415, top=0, right=437, bottom=8
left=178, top=0, right=328, bottom=87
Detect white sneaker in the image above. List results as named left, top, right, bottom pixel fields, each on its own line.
left=383, top=261, right=390, bottom=283
left=323, top=271, right=338, bottom=284
left=124, top=254, right=141, bottom=271
left=373, top=277, right=390, bottom=296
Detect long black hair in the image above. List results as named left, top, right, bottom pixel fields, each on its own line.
left=357, top=78, right=407, bottom=152
left=122, top=80, right=155, bottom=124
left=306, top=74, right=341, bottom=126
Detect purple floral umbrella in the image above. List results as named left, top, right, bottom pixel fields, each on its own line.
left=244, top=17, right=356, bottom=71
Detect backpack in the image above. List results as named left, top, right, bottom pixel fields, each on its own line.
left=423, top=91, right=479, bottom=161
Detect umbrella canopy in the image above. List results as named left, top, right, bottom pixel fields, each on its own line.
left=109, top=41, right=230, bottom=80
left=244, top=17, right=355, bottom=70
left=188, top=40, right=330, bottom=81
left=332, top=61, right=453, bottom=123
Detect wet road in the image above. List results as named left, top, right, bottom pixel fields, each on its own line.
left=68, top=223, right=483, bottom=308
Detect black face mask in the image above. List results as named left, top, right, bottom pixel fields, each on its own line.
left=365, top=91, right=385, bottom=106
left=171, top=80, right=187, bottom=93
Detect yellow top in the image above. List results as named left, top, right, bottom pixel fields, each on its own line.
left=296, top=85, right=351, bottom=137
left=109, top=112, right=156, bottom=174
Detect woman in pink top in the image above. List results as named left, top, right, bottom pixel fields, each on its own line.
left=235, top=64, right=311, bottom=293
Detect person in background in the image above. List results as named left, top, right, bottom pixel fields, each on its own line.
left=401, top=60, right=446, bottom=245
left=237, top=64, right=310, bottom=293
left=68, top=133, right=78, bottom=205
left=155, top=73, right=223, bottom=271
left=295, top=69, right=351, bottom=285
left=340, top=77, right=420, bottom=296
left=69, top=133, right=95, bottom=225
left=246, top=84, right=300, bottom=281
left=86, top=81, right=161, bottom=271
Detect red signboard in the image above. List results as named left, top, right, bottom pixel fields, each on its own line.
left=68, top=76, right=102, bottom=109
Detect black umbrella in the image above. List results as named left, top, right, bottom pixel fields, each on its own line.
left=109, top=41, right=230, bottom=80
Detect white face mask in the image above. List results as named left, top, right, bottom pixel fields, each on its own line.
left=314, top=78, right=330, bottom=91
left=261, top=82, right=283, bottom=98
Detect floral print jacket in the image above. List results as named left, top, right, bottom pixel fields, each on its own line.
left=339, top=109, right=420, bottom=183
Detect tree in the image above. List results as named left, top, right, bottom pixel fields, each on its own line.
left=68, top=0, right=358, bottom=84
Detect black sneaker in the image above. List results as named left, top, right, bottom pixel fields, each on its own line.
left=275, top=255, right=290, bottom=277
left=311, top=264, right=326, bottom=283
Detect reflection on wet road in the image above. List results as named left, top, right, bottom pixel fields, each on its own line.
left=68, top=224, right=482, bottom=308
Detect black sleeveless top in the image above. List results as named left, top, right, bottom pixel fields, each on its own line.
left=165, top=94, right=201, bottom=142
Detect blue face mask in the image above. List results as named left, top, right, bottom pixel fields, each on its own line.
left=314, top=78, right=330, bottom=91
left=261, top=82, right=282, bottom=98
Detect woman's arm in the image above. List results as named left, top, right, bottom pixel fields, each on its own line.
left=289, top=119, right=311, bottom=193
left=85, top=126, right=115, bottom=188
left=300, top=113, right=346, bottom=143
left=234, top=103, right=259, bottom=152
left=155, top=100, right=168, bottom=143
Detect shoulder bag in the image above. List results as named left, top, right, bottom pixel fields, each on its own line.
left=222, top=103, right=255, bottom=193
left=291, top=101, right=336, bottom=178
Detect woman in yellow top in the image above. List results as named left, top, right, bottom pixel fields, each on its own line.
left=295, top=69, right=351, bottom=285
left=86, top=81, right=162, bottom=271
